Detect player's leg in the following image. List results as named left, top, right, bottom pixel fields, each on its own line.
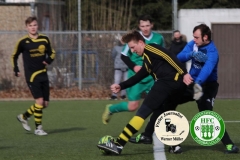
left=102, top=82, right=142, bottom=124
left=34, top=97, right=47, bottom=136
left=17, top=103, right=34, bottom=132
left=197, top=82, right=239, bottom=153
left=98, top=81, right=168, bottom=154
left=98, top=79, right=184, bottom=154
left=102, top=75, right=154, bottom=124
left=125, top=77, right=154, bottom=111
left=17, top=81, right=39, bottom=132
left=129, top=85, right=192, bottom=142
left=33, top=80, right=49, bottom=136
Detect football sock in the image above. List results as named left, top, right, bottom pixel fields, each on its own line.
left=143, top=109, right=164, bottom=137
left=23, top=104, right=35, bottom=119
left=221, top=130, right=234, bottom=146
left=116, top=116, right=144, bottom=147
left=109, top=102, right=128, bottom=113
left=34, top=103, right=43, bottom=128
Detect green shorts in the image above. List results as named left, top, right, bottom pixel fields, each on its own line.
left=127, top=70, right=154, bottom=101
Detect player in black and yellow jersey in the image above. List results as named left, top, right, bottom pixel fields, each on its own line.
left=97, top=30, right=193, bottom=154
left=11, top=16, right=55, bottom=136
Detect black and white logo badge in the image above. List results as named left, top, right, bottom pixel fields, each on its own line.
left=155, top=111, right=189, bottom=146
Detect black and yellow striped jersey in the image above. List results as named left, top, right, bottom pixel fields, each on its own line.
left=119, top=43, right=187, bottom=90
left=11, top=33, right=56, bottom=82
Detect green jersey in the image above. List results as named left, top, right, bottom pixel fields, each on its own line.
left=121, top=31, right=165, bottom=101
left=121, top=31, right=164, bottom=66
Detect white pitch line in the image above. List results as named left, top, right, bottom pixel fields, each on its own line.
left=153, top=132, right=166, bottom=160
left=224, top=121, right=240, bottom=123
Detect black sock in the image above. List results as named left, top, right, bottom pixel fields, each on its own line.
left=143, top=109, right=164, bottom=137
left=221, top=130, right=234, bottom=146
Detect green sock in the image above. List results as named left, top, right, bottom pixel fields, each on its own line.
left=109, top=102, right=128, bottom=113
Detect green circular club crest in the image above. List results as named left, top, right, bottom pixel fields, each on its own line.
left=190, top=111, right=225, bottom=146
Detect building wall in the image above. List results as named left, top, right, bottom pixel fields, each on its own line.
left=0, top=5, right=31, bottom=30
left=178, top=9, right=240, bottom=42
left=0, top=5, right=31, bottom=88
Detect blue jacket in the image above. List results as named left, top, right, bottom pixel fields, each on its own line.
left=177, top=40, right=218, bottom=85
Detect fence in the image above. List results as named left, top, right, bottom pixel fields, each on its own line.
left=0, top=30, right=173, bottom=91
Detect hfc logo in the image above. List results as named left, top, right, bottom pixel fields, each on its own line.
left=190, top=111, right=225, bottom=146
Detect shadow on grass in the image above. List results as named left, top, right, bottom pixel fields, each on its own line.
left=47, top=127, right=86, bottom=134
left=0, top=146, right=14, bottom=150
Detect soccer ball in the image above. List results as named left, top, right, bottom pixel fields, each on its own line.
left=98, top=135, right=114, bottom=155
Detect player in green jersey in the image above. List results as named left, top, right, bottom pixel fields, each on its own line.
left=102, top=15, right=165, bottom=124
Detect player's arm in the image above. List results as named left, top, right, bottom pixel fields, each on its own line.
left=177, top=40, right=195, bottom=63
left=195, top=50, right=218, bottom=84
left=11, top=40, right=23, bottom=76
left=121, top=54, right=136, bottom=70
left=121, top=44, right=137, bottom=70
left=145, top=44, right=188, bottom=75
left=44, top=37, right=56, bottom=65
left=118, top=65, right=149, bottom=90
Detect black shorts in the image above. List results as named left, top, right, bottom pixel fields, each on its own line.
left=163, top=81, right=219, bottom=112
left=136, top=78, right=186, bottom=119
left=27, top=80, right=50, bottom=101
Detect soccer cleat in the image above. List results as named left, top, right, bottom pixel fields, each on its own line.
left=34, top=125, right=48, bottom=136
left=97, top=140, right=123, bottom=155
left=17, top=114, right=31, bottom=131
left=109, top=95, right=117, bottom=100
left=225, top=144, right=239, bottom=154
left=169, top=145, right=183, bottom=154
left=129, top=133, right=152, bottom=144
left=102, top=104, right=112, bottom=124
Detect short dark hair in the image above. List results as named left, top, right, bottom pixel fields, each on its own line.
left=173, top=30, right=180, bottom=34
left=122, top=30, right=145, bottom=44
left=25, top=16, right=38, bottom=25
left=193, top=24, right=212, bottom=41
left=138, top=14, right=153, bottom=24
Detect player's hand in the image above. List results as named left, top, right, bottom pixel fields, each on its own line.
left=191, top=51, right=208, bottom=62
left=193, top=83, right=203, bottom=100
left=183, top=73, right=193, bottom=85
left=133, top=65, right=142, bottom=73
left=14, top=72, right=20, bottom=77
left=110, top=84, right=121, bottom=93
left=43, top=61, right=48, bottom=65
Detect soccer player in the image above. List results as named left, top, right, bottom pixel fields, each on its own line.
left=102, top=14, right=165, bottom=124
left=97, top=30, right=193, bottom=155
left=11, top=16, right=56, bottom=136
left=129, top=24, right=239, bottom=154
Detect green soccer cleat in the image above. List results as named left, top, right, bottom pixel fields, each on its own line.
left=225, top=144, right=239, bottom=154
left=129, top=133, right=153, bottom=144
left=102, top=104, right=112, bottom=124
